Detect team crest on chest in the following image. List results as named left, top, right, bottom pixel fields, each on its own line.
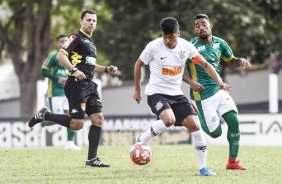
left=178, top=50, right=186, bottom=60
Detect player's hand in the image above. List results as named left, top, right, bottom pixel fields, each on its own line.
left=219, top=82, right=231, bottom=91
left=190, top=80, right=204, bottom=92
left=238, top=58, right=252, bottom=70
left=133, top=90, right=142, bottom=104
left=73, top=69, right=86, bottom=80
left=107, top=65, right=118, bottom=75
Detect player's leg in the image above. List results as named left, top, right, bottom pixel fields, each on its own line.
left=192, top=99, right=222, bottom=139
left=36, top=98, right=54, bottom=138
left=85, top=89, right=109, bottom=168
left=62, top=98, right=80, bottom=150
left=29, top=78, right=84, bottom=130
left=136, top=94, right=173, bottom=143
left=218, top=91, right=246, bottom=170
left=222, top=110, right=246, bottom=170
left=28, top=107, right=72, bottom=128
left=176, top=100, right=216, bottom=176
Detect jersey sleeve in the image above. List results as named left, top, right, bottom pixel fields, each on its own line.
left=139, top=41, right=155, bottom=65
left=186, top=42, right=200, bottom=64
left=220, top=40, right=234, bottom=62
left=60, top=34, right=79, bottom=56
left=41, top=52, right=59, bottom=81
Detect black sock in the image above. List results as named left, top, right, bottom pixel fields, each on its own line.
left=44, top=112, right=71, bottom=128
left=87, top=125, right=101, bottom=160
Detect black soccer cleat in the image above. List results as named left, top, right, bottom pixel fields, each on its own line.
left=28, top=107, right=50, bottom=128
left=85, top=157, right=110, bottom=168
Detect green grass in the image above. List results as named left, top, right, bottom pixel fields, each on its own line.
left=0, top=145, right=280, bottom=184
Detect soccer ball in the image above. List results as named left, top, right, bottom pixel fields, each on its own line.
left=130, top=142, right=152, bottom=165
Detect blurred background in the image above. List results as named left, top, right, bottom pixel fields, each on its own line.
left=0, top=0, right=281, bottom=147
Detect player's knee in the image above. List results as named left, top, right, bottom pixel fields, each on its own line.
left=162, top=117, right=175, bottom=127
left=70, top=120, right=84, bottom=130
left=90, top=113, right=104, bottom=127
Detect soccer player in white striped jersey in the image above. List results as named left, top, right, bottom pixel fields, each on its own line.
left=133, top=17, right=229, bottom=176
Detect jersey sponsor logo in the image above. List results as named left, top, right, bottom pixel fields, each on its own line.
left=155, top=101, right=163, bottom=111
left=160, top=56, right=167, bottom=60
left=197, top=46, right=206, bottom=52
left=212, top=43, right=220, bottom=49
left=71, top=51, right=82, bottom=66
left=57, top=69, right=69, bottom=77
left=85, top=56, right=96, bottom=65
left=162, top=66, right=182, bottom=76
left=71, top=109, right=78, bottom=114
left=62, top=35, right=77, bottom=49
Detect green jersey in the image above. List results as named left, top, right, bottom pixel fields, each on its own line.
left=186, top=36, right=233, bottom=101
left=41, top=50, right=68, bottom=97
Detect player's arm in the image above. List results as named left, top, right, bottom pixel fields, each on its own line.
left=133, top=58, right=145, bottom=104
left=57, top=50, right=86, bottom=80
left=193, top=54, right=231, bottom=91
left=228, top=57, right=252, bottom=69
left=94, top=64, right=118, bottom=75
left=41, top=68, right=59, bottom=81
left=182, top=72, right=204, bottom=92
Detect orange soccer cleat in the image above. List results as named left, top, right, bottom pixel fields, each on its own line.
left=226, top=158, right=247, bottom=170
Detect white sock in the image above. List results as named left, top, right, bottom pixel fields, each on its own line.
left=139, top=120, right=168, bottom=143
left=191, top=130, right=207, bottom=170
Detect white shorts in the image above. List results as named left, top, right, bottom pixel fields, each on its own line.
left=192, top=90, right=237, bottom=132
left=49, top=96, right=69, bottom=114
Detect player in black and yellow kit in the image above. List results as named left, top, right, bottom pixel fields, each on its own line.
left=39, top=34, right=80, bottom=151
left=28, top=10, right=118, bottom=167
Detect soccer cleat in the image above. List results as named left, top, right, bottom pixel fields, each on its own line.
left=199, top=167, right=217, bottom=176
left=226, top=158, right=247, bottom=170
left=65, top=141, right=81, bottom=151
left=28, top=107, right=50, bottom=128
left=85, top=157, right=110, bottom=168
left=135, top=134, right=141, bottom=143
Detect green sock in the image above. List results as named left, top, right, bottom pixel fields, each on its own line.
left=222, top=110, right=240, bottom=158
left=209, top=125, right=222, bottom=138
left=41, top=121, right=49, bottom=127
left=67, top=128, right=75, bottom=141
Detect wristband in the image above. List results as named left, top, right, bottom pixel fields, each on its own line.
left=105, top=66, right=108, bottom=73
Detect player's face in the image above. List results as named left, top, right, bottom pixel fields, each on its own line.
left=56, top=37, right=68, bottom=49
left=194, top=18, right=212, bottom=40
left=80, top=13, right=97, bottom=36
left=162, top=31, right=180, bottom=49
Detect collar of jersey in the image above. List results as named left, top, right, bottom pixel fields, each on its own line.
left=80, top=29, right=92, bottom=38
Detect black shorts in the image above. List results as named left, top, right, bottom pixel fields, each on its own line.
left=64, top=77, right=102, bottom=119
left=147, top=94, right=196, bottom=126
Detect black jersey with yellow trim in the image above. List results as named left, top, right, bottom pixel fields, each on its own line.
left=61, top=30, right=97, bottom=80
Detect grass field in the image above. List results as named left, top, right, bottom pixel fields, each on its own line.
left=0, top=145, right=281, bottom=184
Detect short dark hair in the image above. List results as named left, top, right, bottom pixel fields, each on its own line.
left=160, top=17, right=179, bottom=35
left=56, top=34, right=67, bottom=41
left=81, top=10, right=96, bottom=19
left=194, top=14, right=210, bottom=21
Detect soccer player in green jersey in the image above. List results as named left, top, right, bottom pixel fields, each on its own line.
left=39, top=34, right=80, bottom=150
left=183, top=14, right=251, bottom=170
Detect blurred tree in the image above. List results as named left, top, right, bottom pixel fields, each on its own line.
left=96, top=0, right=282, bottom=80
left=0, top=0, right=85, bottom=116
